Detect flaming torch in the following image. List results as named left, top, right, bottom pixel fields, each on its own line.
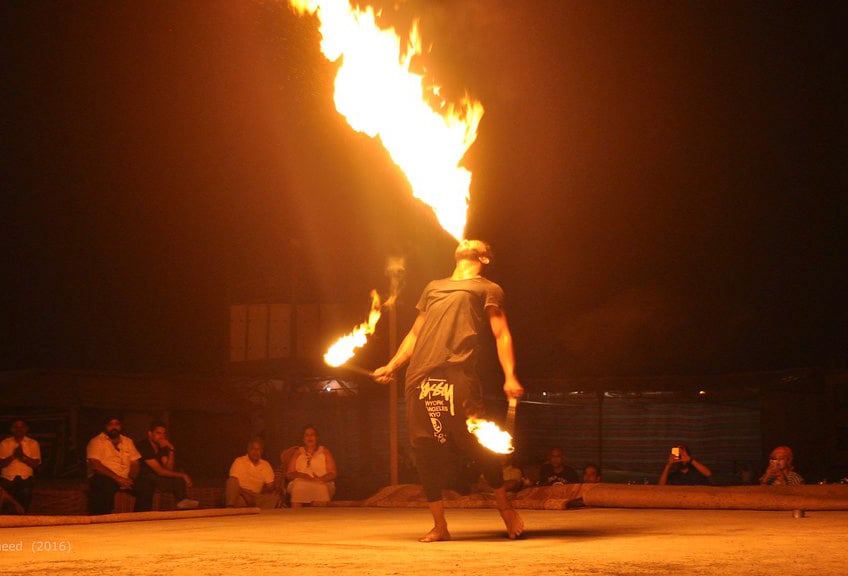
left=467, top=417, right=514, bottom=455
left=323, top=289, right=381, bottom=373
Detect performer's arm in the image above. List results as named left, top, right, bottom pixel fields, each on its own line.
left=373, top=311, right=426, bottom=383
left=488, top=307, right=524, bottom=399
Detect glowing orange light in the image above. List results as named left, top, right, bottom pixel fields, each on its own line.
left=288, top=0, right=483, bottom=241
left=324, top=289, right=382, bottom=367
left=467, top=418, right=514, bottom=454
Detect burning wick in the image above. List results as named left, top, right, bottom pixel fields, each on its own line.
left=467, top=418, right=514, bottom=455
left=324, top=290, right=382, bottom=368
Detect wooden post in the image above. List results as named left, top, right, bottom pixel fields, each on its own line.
left=386, top=257, right=405, bottom=486
left=389, top=302, right=399, bottom=486
left=598, top=390, right=604, bottom=470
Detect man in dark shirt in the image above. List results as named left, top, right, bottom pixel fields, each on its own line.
left=537, top=447, right=580, bottom=486
left=658, top=444, right=712, bottom=486
left=374, top=239, right=525, bottom=542
left=134, top=421, right=198, bottom=510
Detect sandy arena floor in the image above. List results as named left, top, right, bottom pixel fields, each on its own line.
left=1, top=507, right=845, bottom=576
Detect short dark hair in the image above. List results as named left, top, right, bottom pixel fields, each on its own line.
left=474, top=240, right=494, bottom=265
left=149, top=420, right=167, bottom=432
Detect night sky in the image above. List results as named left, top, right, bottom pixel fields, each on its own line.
left=3, top=1, right=844, bottom=378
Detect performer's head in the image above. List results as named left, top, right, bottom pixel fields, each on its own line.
left=455, top=239, right=493, bottom=266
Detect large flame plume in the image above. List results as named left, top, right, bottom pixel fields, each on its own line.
left=467, top=417, right=514, bottom=454
left=288, top=0, right=484, bottom=241
left=324, top=289, right=382, bottom=367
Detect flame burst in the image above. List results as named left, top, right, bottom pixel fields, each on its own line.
left=324, top=289, right=382, bottom=367
left=467, top=418, right=514, bottom=454
left=288, top=0, right=484, bottom=241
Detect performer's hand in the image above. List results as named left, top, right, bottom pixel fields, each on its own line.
left=503, top=375, right=524, bottom=399
left=372, top=365, right=395, bottom=385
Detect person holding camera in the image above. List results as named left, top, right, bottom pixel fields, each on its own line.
left=658, top=444, right=712, bottom=486
left=760, top=445, right=804, bottom=485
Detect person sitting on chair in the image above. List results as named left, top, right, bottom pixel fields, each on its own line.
left=225, top=436, right=279, bottom=508
left=286, top=425, right=337, bottom=507
left=134, top=420, right=199, bottom=511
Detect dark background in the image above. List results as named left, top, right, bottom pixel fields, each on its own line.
left=3, top=0, right=844, bottom=379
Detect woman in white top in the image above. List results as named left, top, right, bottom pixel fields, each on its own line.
left=286, top=425, right=337, bottom=507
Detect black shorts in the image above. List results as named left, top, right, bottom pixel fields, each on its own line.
left=405, top=365, right=486, bottom=448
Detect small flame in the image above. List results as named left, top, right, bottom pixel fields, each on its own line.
left=467, top=418, right=514, bottom=454
left=288, top=0, right=483, bottom=242
left=324, top=289, right=382, bottom=367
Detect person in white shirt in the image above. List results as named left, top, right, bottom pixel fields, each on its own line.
left=225, top=436, right=279, bottom=508
left=0, top=420, right=41, bottom=513
left=86, top=417, right=141, bottom=514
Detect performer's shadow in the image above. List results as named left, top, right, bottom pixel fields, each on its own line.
left=452, top=527, right=645, bottom=542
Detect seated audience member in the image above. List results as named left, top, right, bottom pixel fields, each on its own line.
left=760, top=445, right=804, bottom=486
left=86, top=417, right=142, bottom=514
left=502, top=454, right=528, bottom=492
left=0, top=419, right=41, bottom=513
left=537, top=447, right=580, bottom=486
left=134, top=421, right=199, bottom=511
left=582, top=464, right=602, bottom=484
left=286, top=425, right=337, bottom=507
left=476, top=454, right=527, bottom=494
left=226, top=436, right=279, bottom=508
left=659, top=444, right=712, bottom=486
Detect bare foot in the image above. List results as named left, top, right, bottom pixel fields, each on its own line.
left=418, top=526, right=451, bottom=542
left=498, top=508, right=525, bottom=539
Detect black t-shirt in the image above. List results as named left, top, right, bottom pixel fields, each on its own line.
left=537, top=463, right=580, bottom=485
left=666, top=465, right=710, bottom=486
left=137, top=438, right=171, bottom=477
left=406, top=276, right=504, bottom=394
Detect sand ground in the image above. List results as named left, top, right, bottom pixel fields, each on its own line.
left=0, top=507, right=845, bottom=576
